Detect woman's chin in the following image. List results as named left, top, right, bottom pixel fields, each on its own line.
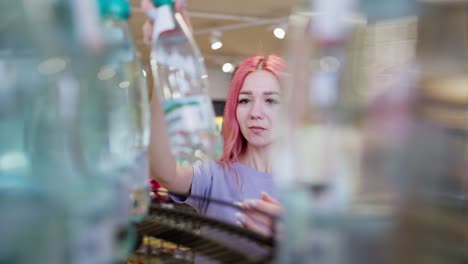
left=246, top=138, right=273, bottom=149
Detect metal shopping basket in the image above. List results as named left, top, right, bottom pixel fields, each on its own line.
left=129, top=190, right=277, bottom=264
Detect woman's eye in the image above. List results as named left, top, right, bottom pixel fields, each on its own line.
left=266, top=98, right=279, bottom=104
left=238, top=98, right=250, bottom=104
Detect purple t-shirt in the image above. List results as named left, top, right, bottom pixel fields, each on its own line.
left=171, top=160, right=278, bottom=263
left=172, top=160, right=278, bottom=223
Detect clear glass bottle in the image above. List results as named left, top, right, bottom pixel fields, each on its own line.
left=150, top=0, right=220, bottom=166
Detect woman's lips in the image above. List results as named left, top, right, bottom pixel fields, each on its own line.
left=249, top=126, right=266, bottom=134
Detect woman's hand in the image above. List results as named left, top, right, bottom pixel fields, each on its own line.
left=140, top=0, right=156, bottom=43
left=236, top=192, right=283, bottom=238
left=140, top=0, right=190, bottom=44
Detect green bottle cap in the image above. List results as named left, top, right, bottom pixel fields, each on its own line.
left=97, top=0, right=108, bottom=16
left=153, top=0, right=175, bottom=8
left=98, top=0, right=131, bottom=20
left=108, top=0, right=131, bottom=19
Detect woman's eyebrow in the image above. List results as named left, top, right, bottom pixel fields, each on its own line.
left=263, top=91, right=280, bottom=95
left=239, top=91, right=280, bottom=95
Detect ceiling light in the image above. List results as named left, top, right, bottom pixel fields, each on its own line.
left=222, top=63, right=234, bottom=73
left=210, top=31, right=223, bottom=50
left=273, top=27, right=286, bottom=39
left=211, top=41, right=223, bottom=50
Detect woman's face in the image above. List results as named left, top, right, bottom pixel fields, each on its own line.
left=236, top=70, right=282, bottom=148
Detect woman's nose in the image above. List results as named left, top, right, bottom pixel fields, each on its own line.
left=249, top=100, right=263, bottom=119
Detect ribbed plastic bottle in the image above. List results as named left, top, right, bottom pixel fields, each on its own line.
left=150, top=0, right=220, bottom=166
left=1, top=0, right=117, bottom=263
left=98, top=0, right=151, bottom=227
left=274, top=0, right=416, bottom=263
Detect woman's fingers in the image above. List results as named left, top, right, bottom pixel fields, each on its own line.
left=236, top=212, right=272, bottom=237
left=244, top=208, right=272, bottom=227
left=235, top=197, right=283, bottom=237
left=175, top=0, right=185, bottom=13
left=141, top=0, right=155, bottom=11
left=142, top=20, right=153, bottom=44
left=261, top=192, right=280, bottom=204
left=140, top=0, right=156, bottom=43
left=243, top=199, right=282, bottom=217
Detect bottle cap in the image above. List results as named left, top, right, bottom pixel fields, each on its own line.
left=98, top=0, right=131, bottom=20
left=153, top=0, right=175, bottom=8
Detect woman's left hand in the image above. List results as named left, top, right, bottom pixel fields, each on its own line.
left=236, top=192, right=283, bottom=237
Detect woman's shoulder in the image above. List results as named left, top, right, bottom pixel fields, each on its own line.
left=193, top=160, right=229, bottom=176
left=199, top=160, right=273, bottom=176
left=194, top=160, right=272, bottom=180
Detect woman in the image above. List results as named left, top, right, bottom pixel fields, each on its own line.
left=142, top=0, right=283, bottom=237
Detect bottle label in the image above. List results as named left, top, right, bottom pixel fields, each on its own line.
left=163, top=95, right=216, bottom=134
left=151, top=5, right=176, bottom=42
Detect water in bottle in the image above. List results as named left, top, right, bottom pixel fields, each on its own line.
left=98, top=0, right=151, bottom=224
left=389, top=2, right=468, bottom=262
left=97, top=0, right=152, bottom=260
left=150, top=0, right=220, bottom=166
left=0, top=0, right=119, bottom=263
left=274, top=0, right=418, bottom=263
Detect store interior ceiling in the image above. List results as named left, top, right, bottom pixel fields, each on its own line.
left=126, top=2, right=466, bottom=130
left=128, top=0, right=295, bottom=76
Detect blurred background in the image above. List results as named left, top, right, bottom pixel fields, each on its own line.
left=128, top=0, right=294, bottom=100
left=1, top=0, right=467, bottom=263
left=127, top=0, right=419, bottom=111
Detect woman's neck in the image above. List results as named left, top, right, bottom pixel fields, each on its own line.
left=238, top=144, right=273, bottom=173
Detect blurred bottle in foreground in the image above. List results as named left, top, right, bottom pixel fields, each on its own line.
left=97, top=0, right=152, bottom=261
left=389, top=1, right=468, bottom=263
left=275, top=0, right=420, bottom=263
left=275, top=0, right=369, bottom=263
left=0, top=3, right=64, bottom=259
left=98, top=0, right=151, bottom=225
left=1, top=0, right=119, bottom=263
left=129, top=56, right=152, bottom=222
left=149, top=0, right=220, bottom=167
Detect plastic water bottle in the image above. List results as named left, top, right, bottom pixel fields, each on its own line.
left=0, top=0, right=118, bottom=263
left=98, top=0, right=150, bottom=172
left=129, top=56, right=152, bottom=222
left=149, top=0, right=220, bottom=166
left=98, top=0, right=151, bottom=223
left=275, top=1, right=359, bottom=263
left=274, top=0, right=413, bottom=263
left=0, top=7, right=64, bottom=260
left=388, top=2, right=468, bottom=262
left=97, top=0, right=152, bottom=260
left=30, top=0, right=119, bottom=262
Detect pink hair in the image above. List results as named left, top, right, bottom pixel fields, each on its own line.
left=219, top=54, right=286, bottom=169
